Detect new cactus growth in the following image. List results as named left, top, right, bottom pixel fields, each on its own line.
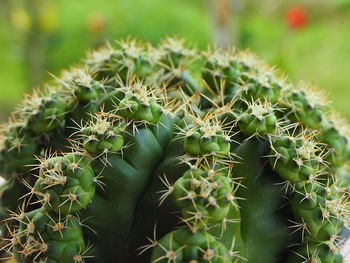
left=0, top=38, right=350, bottom=263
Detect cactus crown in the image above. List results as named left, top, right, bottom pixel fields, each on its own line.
left=0, top=37, right=350, bottom=263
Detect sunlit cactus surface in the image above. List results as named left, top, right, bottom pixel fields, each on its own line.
left=0, top=38, right=350, bottom=263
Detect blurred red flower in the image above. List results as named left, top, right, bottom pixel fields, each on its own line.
left=285, top=6, right=308, bottom=30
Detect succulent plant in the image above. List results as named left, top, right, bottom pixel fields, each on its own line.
left=0, top=38, right=350, bottom=263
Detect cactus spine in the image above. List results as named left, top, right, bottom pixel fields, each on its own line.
left=0, top=38, right=350, bottom=263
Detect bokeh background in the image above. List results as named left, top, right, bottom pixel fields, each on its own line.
left=1, top=0, right=350, bottom=120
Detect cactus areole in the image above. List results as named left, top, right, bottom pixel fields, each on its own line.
left=0, top=38, right=350, bottom=263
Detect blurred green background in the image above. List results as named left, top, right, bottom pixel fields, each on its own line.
left=1, top=0, right=350, bottom=120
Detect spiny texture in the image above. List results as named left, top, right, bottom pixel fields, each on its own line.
left=0, top=38, right=350, bottom=263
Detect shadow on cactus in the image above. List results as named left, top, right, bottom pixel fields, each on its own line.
left=0, top=38, right=350, bottom=263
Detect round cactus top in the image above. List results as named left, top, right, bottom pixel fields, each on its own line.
left=0, top=37, right=350, bottom=263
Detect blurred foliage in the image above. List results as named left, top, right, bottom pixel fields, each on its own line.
left=0, top=0, right=210, bottom=116
left=0, top=0, right=350, bottom=118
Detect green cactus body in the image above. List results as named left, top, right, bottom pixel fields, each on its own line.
left=14, top=208, right=85, bottom=263
left=0, top=38, right=350, bottom=263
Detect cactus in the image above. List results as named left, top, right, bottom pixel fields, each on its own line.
left=0, top=38, right=350, bottom=263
